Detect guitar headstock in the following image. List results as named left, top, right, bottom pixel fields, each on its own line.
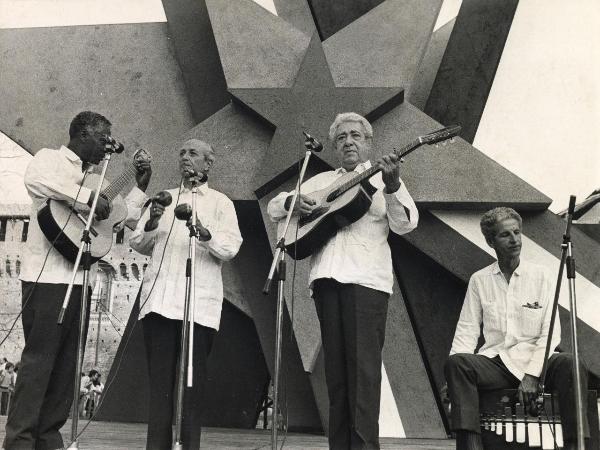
left=133, top=148, right=152, bottom=164
left=419, top=125, right=461, bottom=147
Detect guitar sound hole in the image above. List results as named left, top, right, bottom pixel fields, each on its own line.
left=299, top=205, right=330, bottom=227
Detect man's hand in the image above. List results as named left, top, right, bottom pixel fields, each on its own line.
left=185, top=217, right=212, bottom=241
left=284, top=194, right=316, bottom=216
left=376, top=152, right=402, bottom=193
left=518, top=374, right=539, bottom=407
left=144, top=201, right=165, bottom=232
left=88, top=192, right=112, bottom=221
left=135, top=159, right=152, bottom=192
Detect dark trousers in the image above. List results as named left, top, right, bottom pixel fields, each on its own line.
left=3, top=282, right=89, bottom=450
left=445, top=353, right=589, bottom=443
left=142, top=312, right=215, bottom=450
left=313, top=278, right=389, bottom=450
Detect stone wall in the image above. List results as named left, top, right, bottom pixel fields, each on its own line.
left=0, top=211, right=148, bottom=380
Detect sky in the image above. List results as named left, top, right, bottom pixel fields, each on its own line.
left=0, top=0, right=597, bottom=212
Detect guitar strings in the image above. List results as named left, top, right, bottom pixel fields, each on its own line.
left=0, top=174, right=88, bottom=348
left=75, top=178, right=185, bottom=442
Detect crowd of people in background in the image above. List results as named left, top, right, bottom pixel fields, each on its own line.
left=1, top=356, right=103, bottom=420
left=79, top=369, right=104, bottom=418
left=0, top=357, right=19, bottom=416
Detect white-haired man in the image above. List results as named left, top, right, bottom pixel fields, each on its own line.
left=445, top=207, right=589, bottom=450
left=268, top=112, right=418, bottom=449
left=130, top=138, right=242, bottom=450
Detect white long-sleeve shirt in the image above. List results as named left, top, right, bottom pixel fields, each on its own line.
left=129, top=184, right=242, bottom=330
left=20, top=146, right=147, bottom=285
left=267, top=161, right=418, bottom=294
left=450, top=261, right=560, bottom=380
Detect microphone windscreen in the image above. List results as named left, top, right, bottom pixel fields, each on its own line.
left=155, top=191, right=172, bottom=207
left=568, top=195, right=576, bottom=216
left=174, top=203, right=192, bottom=221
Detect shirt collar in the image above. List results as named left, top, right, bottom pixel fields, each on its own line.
left=181, top=182, right=209, bottom=194
left=336, top=160, right=371, bottom=174
left=60, top=145, right=83, bottom=163
left=491, top=260, right=523, bottom=277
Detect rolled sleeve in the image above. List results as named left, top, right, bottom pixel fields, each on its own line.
left=385, top=178, right=419, bottom=235
left=123, top=186, right=149, bottom=230
left=267, top=191, right=291, bottom=222
left=199, top=196, right=242, bottom=261
left=129, top=208, right=158, bottom=256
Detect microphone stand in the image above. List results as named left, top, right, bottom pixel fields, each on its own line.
left=263, top=134, right=321, bottom=450
left=538, top=195, right=585, bottom=450
left=60, top=153, right=113, bottom=449
left=173, top=177, right=200, bottom=450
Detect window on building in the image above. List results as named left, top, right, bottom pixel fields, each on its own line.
left=143, top=263, right=148, bottom=273
left=131, top=263, right=140, bottom=280
left=119, top=263, right=129, bottom=280
left=21, top=220, right=29, bottom=242
left=15, top=260, right=21, bottom=276
left=0, top=219, right=7, bottom=241
left=5, top=259, right=11, bottom=277
left=115, top=228, right=125, bottom=244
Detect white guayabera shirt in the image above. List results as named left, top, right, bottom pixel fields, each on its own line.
left=20, top=146, right=146, bottom=285
left=130, top=184, right=242, bottom=330
left=450, top=260, right=560, bottom=380
left=267, top=161, right=419, bottom=295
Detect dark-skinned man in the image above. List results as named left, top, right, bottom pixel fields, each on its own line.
left=4, top=111, right=151, bottom=450
left=445, top=207, right=589, bottom=450
left=268, top=112, right=418, bottom=449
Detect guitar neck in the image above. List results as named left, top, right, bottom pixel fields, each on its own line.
left=100, top=164, right=137, bottom=201
left=335, top=137, right=422, bottom=195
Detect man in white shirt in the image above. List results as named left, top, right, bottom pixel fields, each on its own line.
left=445, top=207, right=589, bottom=450
left=4, top=111, right=151, bottom=450
left=267, top=112, right=418, bottom=449
left=130, top=138, right=242, bottom=450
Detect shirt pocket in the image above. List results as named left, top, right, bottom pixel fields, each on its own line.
left=519, top=307, right=544, bottom=338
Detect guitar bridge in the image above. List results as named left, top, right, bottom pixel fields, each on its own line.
left=299, top=205, right=330, bottom=226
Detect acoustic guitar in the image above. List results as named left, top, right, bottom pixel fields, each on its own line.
left=282, top=125, right=461, bottom=260
left=37, top=148, right=151, bottom=264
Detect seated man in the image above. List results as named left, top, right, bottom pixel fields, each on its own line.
left=445, top=207, right=589, bottom=450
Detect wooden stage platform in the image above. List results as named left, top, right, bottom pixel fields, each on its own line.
left=0, top=417, right=455, bottom=449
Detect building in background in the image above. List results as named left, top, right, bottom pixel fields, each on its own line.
left=0, top=135, right=148, bottom=377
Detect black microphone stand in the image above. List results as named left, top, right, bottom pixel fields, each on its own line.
left=538, top=195, right=586, bottom=450
left=173, top=176, right=201, bottom=450
left=60, top=149, right=116, bottom=449
left=263, top=133, right=322, bottom=450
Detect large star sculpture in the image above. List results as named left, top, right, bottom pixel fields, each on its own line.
left=204, top=0, right=550, bottom=209
left=229, top=31, right=404, bottom=195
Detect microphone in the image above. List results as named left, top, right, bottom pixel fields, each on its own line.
left=143, top=191, right=173, bottom=208
left=183, top=168, right=208, bottom=183
left=303, top=131, right=323, bottom=152
left=174, top=203, right=192, bottom=222
left=103, top=135, right=125, bottom=154
left=567, top=195, right=577, bottom=216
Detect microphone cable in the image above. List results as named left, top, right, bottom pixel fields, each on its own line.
left=75, top=178, right=185, bottom=440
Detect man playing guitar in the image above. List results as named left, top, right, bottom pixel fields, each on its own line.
left=267, top=112, right=419, bottom=449
left=4, top=111, right=151, bottom=450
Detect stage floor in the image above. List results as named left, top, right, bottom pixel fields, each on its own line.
left=0, top=417, right=455, bottom=449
